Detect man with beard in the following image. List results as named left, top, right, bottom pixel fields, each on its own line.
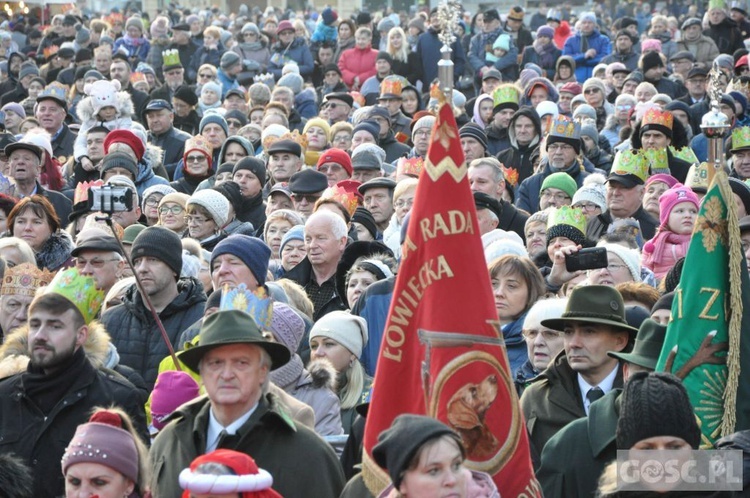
left=0, top=52, right=27, bottom=100
left=0, top=268, right=147, bottom=498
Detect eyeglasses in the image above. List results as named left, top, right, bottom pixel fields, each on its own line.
left=75, top=257, right=120, bottom=269
left=185, top=215, right=210, bottom=224
left=522, top=329, right=564, bottom=340
left=593, top=263, right=629, bottom=273
left=227, top=120, right=242, bottom=127
left=159, top=205, right=184, bottom=215
left=584, top=88, right=600, bottom=94
left=616, top=104, right=633, bottom=111
left=186, top=155, right=207, bottom=163
left=199, top=73, right=213, bottom=79
left=325, top=102, right=339, bottom=109
left=547, top=144, right=574, bottom=152
left=541, top=190, right=571, bottom=202
left=575, top=202, right=601, bottom=212
left=292, top=194, right=321, bottom=203
left=279, top=30, right=295, bottom=36
left=333, top=134, right=350, bottom=143
left=395, top=198, right=414, bottom=208
left=145, top=197, right=162, bottom=207
left=413, top=129, right=430, bottom=138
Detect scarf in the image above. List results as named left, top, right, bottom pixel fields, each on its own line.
left=270, top=354, right=305, bottom=390
left=643, top=229, right=691, bottom=265
left=21, top=347, right=88, bottom=414
left=304, top=149, right=322, bottom=167
left=121, top=33, right=146, bottom=47
left=533, top=39, right=558, bottom=69
left=239, top=41, right=263, bottom=51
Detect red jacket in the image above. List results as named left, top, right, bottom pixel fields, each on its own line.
left=338, top=45, right=378, bottom=88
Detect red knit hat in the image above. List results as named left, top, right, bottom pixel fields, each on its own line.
left=316, top=147, right=353, bottom=176
left=104, top=129, right=145, bottom=161
left=180, top=449, right=282, bottom=498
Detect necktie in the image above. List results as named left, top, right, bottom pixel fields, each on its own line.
left=587, top=387, right=604, bottom=404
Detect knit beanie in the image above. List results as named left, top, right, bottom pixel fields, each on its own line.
left=616, top=371, right=701, bottom=449
left=188, top=189, right=230, bottom=227
left=572, top=103, right=597, bottom=122
left=373, top=414, right=460, bottom=489
left=104, top=129, right=145, bottom=161
left=62, top=411, right=139, bottom=483
left=572, top=174, right=607, bottom=212
left=150, top=370, right=200, bottom=430
left=458, top=123, right=488, bottom=150
left=641, top=51, right=664, bottom=73
left=412, top=115, right=435, bottom=138
left=242, top=22, right=260, bottom=35
left=160, top=192, right=190, bottom=211
left=18, top=61, right=38, bottom=80
left=580, top=122, right=599, bottom=145
left=141, top=184, right=177, bottom=211
left=213, top=181, right=244, bottom=212
left=541, top=172, right=577, bottom=199
left=303, top=117, right=332, bottom=142
left=100, top=152, right=138, bottom=179
left=579, top=12, right=597, bottom=24
left=174, top=85, right=198, bottom=106
left=376, top=51, right=393, bottom=65
left=599, top=241, right=641, bottom=282
left=216, top=162, right=235, bottom=176
left=309, top=310, right=368, bottom=358
left=182, top=250, right=201, bottom=278
left=220, top=50, right=241, bottom=70
left=278, top=72, right=304, bottom=95
left=651, top=291, right=674, bottom=315
left=211, top=234, right=272, bottom=286
left=582, top=77, right=606, bottom=96
left=201, top=81, right=222, bottom=99
left=352, top=120, right=380, bottom=140
left=233, top=157, right=267, bottom=187
left=321, top=7, right=338, bottom=25
left=150, top=16, right=170, bottom=39
left=316, top=148, right=352, bottom=176
left=131, top=226, right=183, bottom=278
left=280, top=225, right=304, bottom=256
left=658, top=184, right=699, bottom=227
left=270, top=301, right=305, bottom=353
left=641, top=38, right=662, bottom=53
left=536, top=25, right=554, bottom=39
left=225, top=109, right=249, bottom=128
left=199, top=113, right=229, bottom=136
left=183, top=135, right=213, bottom=164
left=75, top=25, right=91, bottom=45
left=352, top=206, right=378, bottom=239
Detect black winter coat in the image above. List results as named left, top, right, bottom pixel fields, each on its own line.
left=0, top=348, right=148, bottom=498
left=101, top=277, right=206, bottom=389
left=285, top=257, right=347, bottom=321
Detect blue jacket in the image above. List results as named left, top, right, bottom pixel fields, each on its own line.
left=113, top=36, right=150, bottom=67
left=268, top=37, right=314, bottom=80
left=503, top=313, right=529, bottom=375
left=516, top=156, right=597, bottom=213
left=295, top=87, right=319, bottom=120
left=217, top=68, right=240, bottom=99
left=467, top=27, right=519, bottom=78
left=561, top=29, right=611, bottom=82
left=416, top=28, right=466, bottom=89
left=352, top=276, right=395, bottom=377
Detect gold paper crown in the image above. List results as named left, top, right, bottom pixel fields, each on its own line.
left=731, top=126, right=750, bottom=152
left=685, top=162, right=719, bottom=191
left=42, top=268, right=104, bottom=324
left=43, top=45, right=59, bottom=59
left=547, top=206, right=586, bottom=234
left=280, top=130, right=308, bottom=153
left=73, top=180, right=103, bottom=206
left=396, top=156, right=423, bottom=178
left=502, top=165, right=519, bottom=187
left=81, top=213, right=124, bottom=240
left=492, top=84, right=520, bottom=108
left=548, top=116, right=581, bottom=140
left=670, top=146, right=699, bottom=165
left=642, top=148, right=669, bottom=175
left=642, top=107, right=674, bottom=131
left=612, top=149, right=650, bottom=183
left=1, top=263, right=54, bottom=297
left=106, top=12, right=124, bottom=25
left=379, top=75, right=406, bottom=98
left=321, top=184, right=360, bottom=217
left=220, top=283, right=273, bottom=330
left=709, top=0, right=727, bottom=9
left=162, top=49, right=182, bottom=68
left=130, top=72, right=147, bottom=85
left=727, top=79, right=750, bottom=99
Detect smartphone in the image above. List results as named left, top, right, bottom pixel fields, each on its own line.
left=565, top=247, right=608, bottom=272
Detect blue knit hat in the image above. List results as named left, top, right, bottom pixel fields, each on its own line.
left=199, top=112, right=228, bottom=136
left=211, top=234, right=271, bottom=286
left=279, top=225, right=305, bottom=257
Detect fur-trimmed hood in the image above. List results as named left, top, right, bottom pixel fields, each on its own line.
left=306, top=357, right=338, bottom=391
left=75, top=90, right=135, bottom=124
left=0, top=320, right=112, bottom=380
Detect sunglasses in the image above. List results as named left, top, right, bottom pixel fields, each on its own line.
left=199, top=73, right=213, bottom=79
left=227, top=120, right=243, bottom=127
left=186, top=155, right=207, bottom=163
left=584, top=88, right=600, bottom=94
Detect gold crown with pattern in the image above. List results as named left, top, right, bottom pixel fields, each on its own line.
left=612, top=149, right=650, bottom=183
left=642, top=107, right=674, bottom=131
left=379, top=75, right=407, bottom=98
left=41, top=268, right=104, bottom=324
left=1, top=263, right=54, bottom=297
left=321, top=184, right=360, bottom=217
left=548, top=116, right=581, bottom=140
left=74, top=180, right=103, bottom=206
left=731, top=126, right=750, bottom=152
left=396, top=156, right=424, bottom=178
left=492, top=85, right=521, bottom=108
left=547, top=205, right=586, bottom=234
left=220, top=283, right=273, bottom=330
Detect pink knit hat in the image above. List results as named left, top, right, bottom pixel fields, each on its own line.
left=646, top=173, right=679, bottom=189
left=641, top=38, right=662, bottom=53
left=659, top=184, right=699, bottom=227
left=151, top=370, right=201, bottom=430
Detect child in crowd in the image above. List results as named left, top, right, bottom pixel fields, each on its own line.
left=642, top=184, right=699, bottom=280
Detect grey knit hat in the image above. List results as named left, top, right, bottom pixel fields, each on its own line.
left=187, top=189, right=230, bottom=227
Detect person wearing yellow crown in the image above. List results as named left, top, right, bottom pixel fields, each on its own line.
left=516, top=116, right=595, bottom=213
left=0, top=267, right=148, bottom=498
left=631, top=106, right=692, bottom=184
left=730, top=126, right=750, bottom=181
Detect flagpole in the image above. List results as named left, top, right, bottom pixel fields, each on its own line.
left=701, top=63, right=730, bottom=170
left=436, top=1, right=460, bottom=103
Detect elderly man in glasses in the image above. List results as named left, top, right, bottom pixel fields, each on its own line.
left=71, top=228, right=125, bottom=297
left=323, top=92, right=353, bottom=124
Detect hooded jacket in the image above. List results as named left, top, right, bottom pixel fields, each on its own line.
left=0, top=325, right=148, bottom=498
left=521, top=76, right=559, bottom=106
left=496, top=107, right=542, bottom=185
left=561, top=27, right=612, bottom=82
left=73, top=90, right=135, bottom=161
left=468, top=26, right=520, bottom=78
left=516, top=155, right=596, bottom=213
left=135, top=144, right=170, bottom=196
left=100, top=277, right=207, bottom=389
left=601, top=47, right=640, bottom=72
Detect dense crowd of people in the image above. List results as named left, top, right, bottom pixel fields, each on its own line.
left=0, top=1, right=748, bottom=497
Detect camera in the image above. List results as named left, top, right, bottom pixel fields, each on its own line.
left=565, top=247, right=608, bottom=272
left=87, top=185, right=133, bottom=214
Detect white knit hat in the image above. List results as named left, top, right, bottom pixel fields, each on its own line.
left=572, top=173, right=607, bottom=212
left=187, top=189, right=230, bottom=227
left=309, top=310, right=368, bottom=358
left=598, top=241, right=642, bottom=282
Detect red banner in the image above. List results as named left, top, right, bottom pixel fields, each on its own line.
left=361, top=101, right=540, bottom=497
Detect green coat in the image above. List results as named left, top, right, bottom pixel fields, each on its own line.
left=519, top=351, right=623, bottom=456
left=537, top=389, right=622, bottom=498
left=149, top=392, right=346, bottom=498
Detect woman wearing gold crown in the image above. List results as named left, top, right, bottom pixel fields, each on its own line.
left=630, top=106, right=692, bottom=184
